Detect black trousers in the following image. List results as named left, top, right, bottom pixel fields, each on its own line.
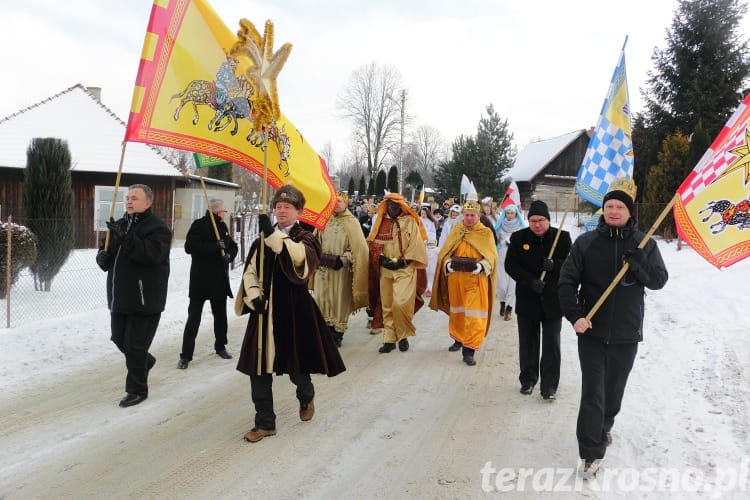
left=576, top=335, right=638, bottom=461
left=517, top=314, right=561, bottom=395
left=250, top=372, right=314, bottom=429
left=180, top=297, right=228, bottom=360
left=110, top=312, right=160, bottom=396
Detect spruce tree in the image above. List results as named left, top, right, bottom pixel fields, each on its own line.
left=22, top=138, right=75, bottom=291
left=641, top=131, right=690, bottom=234
left=386, top=165, right=399, bottom=194
left=638, top=0, right=750, bottom=206
left=347, top=177, right=355, bottom=196
left=358, top=174, right=367, bottom=196
left=374, top=170, right=387, bottom=196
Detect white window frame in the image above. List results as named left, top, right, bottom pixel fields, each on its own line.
left=94, top=186, right=126, bottom=232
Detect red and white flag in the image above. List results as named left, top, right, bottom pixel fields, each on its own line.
left=501, top=180, right=521, bottom=208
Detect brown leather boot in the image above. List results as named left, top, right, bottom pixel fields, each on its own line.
left=244, top=427, right=277, bottom=443
left=504, top=306, right=512, bottom=321
left=300, top=400, right=315, bottom=421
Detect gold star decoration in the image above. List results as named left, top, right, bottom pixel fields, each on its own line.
left=230, top=19, right=292, bottom=131
left=718, top=128, right=750, bottom=185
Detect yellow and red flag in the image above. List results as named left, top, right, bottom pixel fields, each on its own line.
left=125, top=0, right=335, bottom=229
left=673, top=93, right=750, bottom=268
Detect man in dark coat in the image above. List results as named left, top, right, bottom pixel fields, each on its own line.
left=505, top=200, right=571, bottom=399
left=95, top=184, right=171, bottom=408
left=235, top=184, right=345, bottom=443
left=177, top=198, right=238, bottom=369
left=558, top=179, right=668, bottom=476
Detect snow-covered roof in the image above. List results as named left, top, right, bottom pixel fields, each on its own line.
left=0, top=84, right=184, bottom=178
left=505, top=129, right=587, bottom=182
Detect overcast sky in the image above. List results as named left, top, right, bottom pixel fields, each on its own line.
left=3, top=0, right=745, bottom=172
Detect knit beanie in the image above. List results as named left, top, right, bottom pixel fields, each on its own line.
left=527, top=200, right=550, bottom=220
left=602, top=178, right=637, bottom=216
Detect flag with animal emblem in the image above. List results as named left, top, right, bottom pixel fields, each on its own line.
left=500, top=180, right=521, bottom=208
left=575, top=37, right=634, bottom=207
left=124, top=0, right=336, bottom=229
left=673, top=93, right=750, bottom=268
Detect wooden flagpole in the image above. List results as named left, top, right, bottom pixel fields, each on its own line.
left=540, top=192, right=577, bottom=281
left=104, top=143, right=127, bottom=252
left=584, top=193, right=678, bottom=321
left=256, top=131, right=269, bottom=376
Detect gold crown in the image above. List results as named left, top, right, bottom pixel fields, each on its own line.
left=462, top=192, right=481, bottom=212
left=606, top=178, right=637, bottom=201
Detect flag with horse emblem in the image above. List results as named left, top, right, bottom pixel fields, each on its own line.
left=673, top=93, right=750, bottom=268
left=124, top=0, right=336, bottom=229
left=575, top=37, right=634, bottom=207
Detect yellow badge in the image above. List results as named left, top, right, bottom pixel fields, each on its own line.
left=523, top=243, right=530, bottom=250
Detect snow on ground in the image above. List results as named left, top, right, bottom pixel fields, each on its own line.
left=0, top=222, right=749, bottom=499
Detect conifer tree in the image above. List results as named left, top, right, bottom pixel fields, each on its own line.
left=22, top=137, right=75, bottom=291
left=386, top=165, right=399, bottom=194
left=358, top=174, right=366, bottom=196
left=347, top=177, right=355, bottom=196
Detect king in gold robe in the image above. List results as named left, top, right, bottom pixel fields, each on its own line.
left=430, top=201, right=497, bottom=366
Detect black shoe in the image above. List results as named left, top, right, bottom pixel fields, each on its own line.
left=499, top=301, right=506, bottom=316
left=379, top=342, right=396, bottom=353
left=335, top=331, right=343, bottom=348
left=398, top=338, right=409, bottom=352
left=177, top=358, right=189, bottom=369
left=119, top=393, right=147, bottom=407
left=216, top=350, right=233, bottom=360
left=147, top=354, right=156, bottom=372
left=542, top=391, right=556, bottom=400
left=462, top=354, right=476, bottom=366
left=520, top=383, right=534, bottom=395
left=448, top=340, right=462, bottom=352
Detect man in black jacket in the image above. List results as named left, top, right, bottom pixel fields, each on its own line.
left=96, top=184, right=172, bottom=408
left=178, top=198, right=238, bottom=369
left=505, top=200, right=571, bottom=400
left=558, top=179, right=668, bottom=476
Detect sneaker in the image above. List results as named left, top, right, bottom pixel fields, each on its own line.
left=378, top=342, right=396, bottom=353
left=244, top=427, right=277, bottom=443
left=177, top=358, right=189, bottom=370
left=448, top=340, right=462, bottom=352
left=398, top=338, right=409, bottom=352
left=299, top=400, right=315, bottom=421
left=579, top=460, right=600, bottom=480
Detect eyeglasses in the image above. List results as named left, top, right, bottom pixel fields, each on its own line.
left=528, top=217, right=547, bottom=224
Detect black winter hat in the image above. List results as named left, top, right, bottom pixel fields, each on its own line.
left=527, top=200, right=550, bottom=220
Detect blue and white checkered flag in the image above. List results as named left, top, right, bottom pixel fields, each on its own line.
left=576, top=37, right=634, bottom=207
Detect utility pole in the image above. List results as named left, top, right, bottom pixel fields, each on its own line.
left=398, top=89, right=405, bottom=194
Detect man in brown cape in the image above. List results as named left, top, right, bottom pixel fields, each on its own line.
left=235, top=184, right=345, bottom=443
left=313, top=191, right=369, bottom=347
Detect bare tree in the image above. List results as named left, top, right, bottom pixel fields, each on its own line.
left=319, top=141, right=335, bottom=173
left=410, top=124, right=446, bottom=186
left=337, top=62, right=405, bottom=182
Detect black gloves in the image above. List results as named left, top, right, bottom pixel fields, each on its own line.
left=258, top=214, right=275, bottom=237
left=379, top=255, right=406, bottom=270
left=221, top=253, right=233, bottom=264
left=106, top=217, right=125, bottom=240
left=541, top=258, right=555, bottom=272
left=623, top=248, right=650, bottom=284
left=332, top=256, right=344, bottom=270
left=95, top=250, right=111, bottom=271
left=251, top=296, right=267, bottom=313
left=216, top=240, right=226, bottom=250
left=530, top=278, right=545, bottom=294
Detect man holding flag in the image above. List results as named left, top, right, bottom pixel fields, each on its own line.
left=558, top=179, right=668, bottom=476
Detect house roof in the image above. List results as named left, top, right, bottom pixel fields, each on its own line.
left=0, top=84, right=184, bottom=178
left=505, top=129, right=588, bottom=182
